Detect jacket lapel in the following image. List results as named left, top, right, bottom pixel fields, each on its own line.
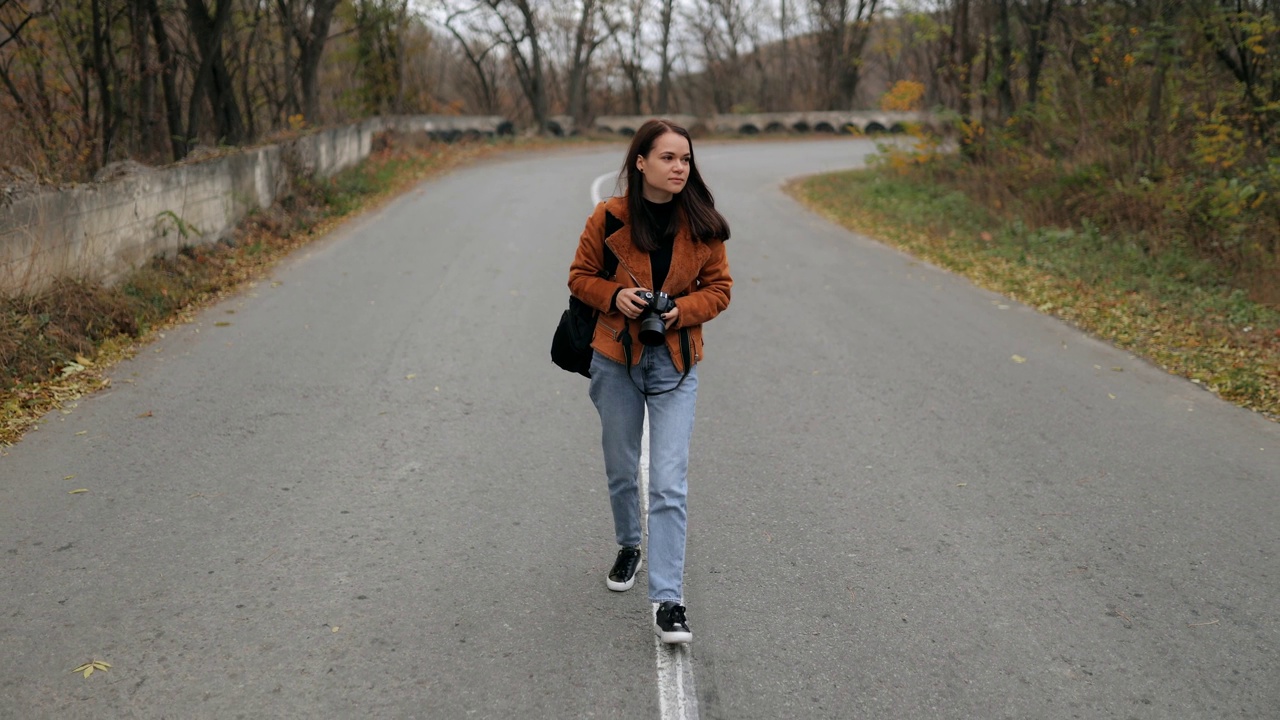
left=603, top=197, right=652, bottom=290
left=602, top=196, right=711, bottom=296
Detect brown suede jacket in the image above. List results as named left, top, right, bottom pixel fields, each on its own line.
left=568, top=196, right=732, bottom=373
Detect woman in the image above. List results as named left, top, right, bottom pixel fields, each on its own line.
left=567, top=119, right=732, bottom=644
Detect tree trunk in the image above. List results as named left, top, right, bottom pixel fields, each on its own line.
left=491, top=0, right=547, bottom=133
left=566, top=0, right=598, bottom=126
left=994, top=0, right=1014, bottom=120
left=298, top=0, right=339, bottom=124
left=89, top=0, right=117, bottom=166
left=1017, top=0, right=1055, bottom=107
left=143, top=0, right=185, bottom=159
left=184, top=0, right=245, bottom=145
left=657, top=0, right=673, bottom=113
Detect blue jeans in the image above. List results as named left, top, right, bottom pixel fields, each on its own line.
left=589, top=346, right=698, bottom=604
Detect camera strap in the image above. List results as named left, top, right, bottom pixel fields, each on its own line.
left=619, top=322, right=692, bottom=397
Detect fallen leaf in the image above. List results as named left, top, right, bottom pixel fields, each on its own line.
left=69, top=488, right=89, bottom=494
left=1012, top=355, right=1027, bottom=363
left=214, top=321, right=232, bottom=327
left=137, top=411, right=153, bottom=418
left=64, top=474, right=76, bottom=480
left=75, top=431, right=87, bottom=436
left=1108, top=393, right=1117, bottom=399
left=75, top=354, right=94, bottom=367
left=71, top=660, right=109, bottom=678
left=405, top=374, right=416, bottom=380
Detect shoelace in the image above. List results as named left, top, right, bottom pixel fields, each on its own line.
left=613, top=552, right=638, bottom=577
left=664, top=604, right=687, bottom=627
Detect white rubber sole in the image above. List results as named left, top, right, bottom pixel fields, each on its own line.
left=654, top=625, right=692, bottom=644
left=606, top=558, right=641, bottom=592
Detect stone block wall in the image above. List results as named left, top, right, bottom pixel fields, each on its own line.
left=0, top=119, right=387, bottom=296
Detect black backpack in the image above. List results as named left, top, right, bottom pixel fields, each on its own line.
left=550, top=212, right=621, bottom=378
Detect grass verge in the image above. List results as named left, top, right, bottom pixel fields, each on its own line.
left=786, top=169, right=1280, bottom=420
left=0, top=132, right=613, bottom=448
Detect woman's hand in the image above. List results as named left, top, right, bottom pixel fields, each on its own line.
left=662, top=305, right=680, bottom=329
left=617, top=288, right=679, bottom=329
left=615, top=288, right=650, bottom=319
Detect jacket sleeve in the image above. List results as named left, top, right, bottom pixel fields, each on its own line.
left=673, top=238, right=731, bottom=328
left=567, top=202, right=624, bottom=313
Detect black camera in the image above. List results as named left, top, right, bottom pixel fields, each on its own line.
left=636, top=290, right=676, bottom=346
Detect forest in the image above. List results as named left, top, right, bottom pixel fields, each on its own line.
left=1, top=0, right=1276, bottom=295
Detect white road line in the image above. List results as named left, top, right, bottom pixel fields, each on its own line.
left=591, top=172, right=618, bottom=204
left=593, top=173, right=700, bottom=720
left=641, top=417, right=701, bottom=720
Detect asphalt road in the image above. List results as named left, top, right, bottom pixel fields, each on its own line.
left=2, top=139, right=1277, bottom=720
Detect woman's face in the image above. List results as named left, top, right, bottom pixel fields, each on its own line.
left=636, top=132, right=691, bottom=202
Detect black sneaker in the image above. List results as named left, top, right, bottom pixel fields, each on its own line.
left=654, top=601, right=692, bottom=644
left=606, top=546, right=642, bottom=592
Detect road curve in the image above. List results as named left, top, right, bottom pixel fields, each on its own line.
left=1, top=139, right=1277, bottom=719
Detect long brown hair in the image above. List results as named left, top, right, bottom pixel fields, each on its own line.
left=619, top=119, right=730, bottom=252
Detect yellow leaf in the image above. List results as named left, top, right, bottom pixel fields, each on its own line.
left=332, top=626, right=340, bottom=633
left=405, top=374, right=416, bottom=380
left=75, top=354, right=94, bottom=367
left=76, top=431, right=87, bottom=436
left=1012, top=355, right=1027, bottom=363
left=69, top=489, right=89, bottom=494
left=83, top=666, right=93, bottom=678
left=214, top=322, right=232, bottom=327
left=64, top=474, right=76, bottom=480
left=92, top=661, right=111, bottom=670
left=72, top=663, right=92, bottom=673
left=1108, top=393, right=1117, bottom=399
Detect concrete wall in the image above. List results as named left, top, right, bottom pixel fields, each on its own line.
left=0, top=119, right=400, bottom=296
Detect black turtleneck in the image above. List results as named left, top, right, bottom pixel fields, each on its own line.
left=643, top=197, right=676, bottom=293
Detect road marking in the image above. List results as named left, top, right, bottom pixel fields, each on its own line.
left=641, top=416, right=701, bottom=720
left=591, top=172, right=618, bottom=204
left=595, top=174, right=700, bottom=720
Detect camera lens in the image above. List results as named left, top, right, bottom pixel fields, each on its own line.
left=638, top=315, right=666, bottom=346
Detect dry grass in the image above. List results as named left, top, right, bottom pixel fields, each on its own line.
left=788, top=169, right=1280, bottom=420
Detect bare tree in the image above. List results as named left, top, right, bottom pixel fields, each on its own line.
left=565, top=0, right=617, bottom=125
left=440, top=3, right=504, bottom=113
left=656, top=0, right=674, bottom=112
left=486, top=0, right=550, bottom=132
left=274, top=0, right=340, bottom=124
left=688, top=0, right=761, bottom=113
left=607, top=0, right=649, bottom=114
left=808, top=0, right=881, bottom=110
